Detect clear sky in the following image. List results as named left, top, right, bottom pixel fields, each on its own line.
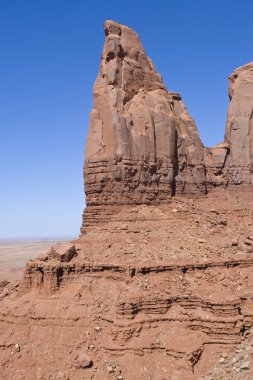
left=0, top=0, right=252, bottom=239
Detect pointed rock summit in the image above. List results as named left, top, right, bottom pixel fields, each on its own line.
left=2, top=21, right=253, bottom=380
left=83, top=20, right=206, bottom=230
left=82, top=21, right=253, bottom=231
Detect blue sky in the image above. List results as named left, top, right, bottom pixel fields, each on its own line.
left=0, top=0, right=252, bottom=239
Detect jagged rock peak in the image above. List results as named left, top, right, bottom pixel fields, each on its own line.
left=102, top=20, right=165, bottom=92
left=82, top=21, right=206, bottom=231
left=81, top=22, right=253, bottom=232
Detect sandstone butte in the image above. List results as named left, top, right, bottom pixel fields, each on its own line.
left=1, top=20, right=253, bottom=380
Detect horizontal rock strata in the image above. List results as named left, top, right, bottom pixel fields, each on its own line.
left=82, top=21, right=253, bottom=230
left=83, top=21, right=207, bottom=230
left=1, top=20, right=253, bottom=380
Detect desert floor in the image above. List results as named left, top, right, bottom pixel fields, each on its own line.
left=0, top=238, right=74, bottom=281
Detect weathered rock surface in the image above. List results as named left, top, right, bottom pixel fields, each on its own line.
left=1, top=20, right=253, bottom=380
left=224, top=63, right=253, bottom=186
left=82, top=21, right=253, bottom=231
left=83, top=21, right=206, bottom=224
left=2, top=193, right=253, bottom=379
left=50, top=243, right=77, bottom=262
left=206, top=63, right=253, bottom=189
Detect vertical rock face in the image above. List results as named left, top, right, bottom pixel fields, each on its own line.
left=204, top=142, right=230, bottom=189
left=2, top=22, right=253, bottom=380
left=224, top=63, right=253, bottom=185
left=82, top=21, right=253, bottom=232
left=205, top=63, right=253, bottom=189
left=84, top=20, right=206, bottom=212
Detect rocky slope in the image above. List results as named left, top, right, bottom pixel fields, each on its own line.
left=1, top=20, right=253, bottom=380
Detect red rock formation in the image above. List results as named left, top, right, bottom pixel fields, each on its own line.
left=82, top=21, right=253, bottom=232
left=1, top=20, right=253, bottom=380
left=83, top=21, right=206, bottom=216
left=205, top=62, right=253, bottom=189
left=224, top=63, right=253, bottom=186
left=2, top=194, right=253, bottom=379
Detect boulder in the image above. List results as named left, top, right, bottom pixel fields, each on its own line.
left=76, top=352, right=93, bottom=369
left=50, top=243, right=77, bottom=262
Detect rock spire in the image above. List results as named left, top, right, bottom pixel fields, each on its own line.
left=82, top=21, right=253, bottom=231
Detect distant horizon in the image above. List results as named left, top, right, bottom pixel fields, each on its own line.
left=0, top=235, right=77, bottom=242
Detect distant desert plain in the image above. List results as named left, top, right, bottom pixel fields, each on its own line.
left=0, top=238, right=74, bottom=281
